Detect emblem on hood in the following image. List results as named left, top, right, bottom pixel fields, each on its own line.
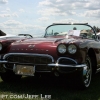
left=28, top=45, right=35, bottom=48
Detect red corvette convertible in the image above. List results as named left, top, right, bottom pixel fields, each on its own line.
left=0, top=23, right=99, bottom=89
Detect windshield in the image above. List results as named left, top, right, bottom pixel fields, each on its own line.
left=45, top=24, right=95, bottom=39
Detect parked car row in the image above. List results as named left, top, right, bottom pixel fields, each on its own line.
left=0, top=23, right=100, bottom=89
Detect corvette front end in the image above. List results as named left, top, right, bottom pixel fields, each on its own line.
left=0, top=51, right=87, bottom=76
left=0, top=23, right=96, bottom=88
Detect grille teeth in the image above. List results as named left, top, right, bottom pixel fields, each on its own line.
left=5, top=55, right=52, bottom=69
left=6, top=55, right=52, bottom=64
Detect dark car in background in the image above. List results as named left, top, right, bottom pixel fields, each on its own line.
left=0, top=23, right=99, bottom=89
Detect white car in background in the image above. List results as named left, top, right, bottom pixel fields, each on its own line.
left=0, top=34, right=33, bottom=39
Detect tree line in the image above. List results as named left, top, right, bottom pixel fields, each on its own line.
left=93, top=26, right=100, bottom=33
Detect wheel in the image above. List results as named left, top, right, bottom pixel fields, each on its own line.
left=78, top=56, right=92, bottom=89
left=0, top=70, right=22, bottom=82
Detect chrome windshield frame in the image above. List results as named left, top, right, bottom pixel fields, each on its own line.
left=44, top=23, right=96, bottom=40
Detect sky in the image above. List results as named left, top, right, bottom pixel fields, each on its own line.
left=0, top=0, right=100, bottom=37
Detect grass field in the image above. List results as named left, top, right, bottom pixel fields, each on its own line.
left=0, top=73, right=100, bottom=100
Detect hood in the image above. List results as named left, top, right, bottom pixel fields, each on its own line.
left=11, top=36, right=83, bottom=44
left=8, top=38, right=65, bottom=58
left=16, top=37, right=65, bottom=44
left=8, top=37, right=84, bottom=55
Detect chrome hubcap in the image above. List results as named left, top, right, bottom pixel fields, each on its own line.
left=83, top=58, right=91, bottom=87
left=84, top=69, right=91, bottom=84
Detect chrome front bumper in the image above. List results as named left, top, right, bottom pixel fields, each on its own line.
left=0, top=53, right=87, bottom=75
left=48, top=63, right=86, bottom=68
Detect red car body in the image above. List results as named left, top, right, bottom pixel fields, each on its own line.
left=0, top=23, right=99, bottom=89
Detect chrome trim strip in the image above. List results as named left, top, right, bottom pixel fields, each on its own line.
left=0, top=61, right=8, bottom=63
left=3, top=53, right=54, bottom=62
left=57, top=57, right=77, bottom=64
left=48, top=63, right=86, bottom=68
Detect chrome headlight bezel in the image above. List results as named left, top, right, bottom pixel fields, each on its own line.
left=57, top=44, right=67, bottom=54
left=0, top=43, right=2, bottom=51
left=68, top=44, right=77, bottom=54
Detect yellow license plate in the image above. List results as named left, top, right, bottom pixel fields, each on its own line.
left=15, top=65, right=35, bottom=76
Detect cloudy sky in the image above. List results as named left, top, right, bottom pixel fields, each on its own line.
left=0, top=0, right=100, bottom=36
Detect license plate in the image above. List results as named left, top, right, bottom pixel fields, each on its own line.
left=14, top=65, right=35, bottom=76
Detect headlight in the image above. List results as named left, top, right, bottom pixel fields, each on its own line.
left=0, top=43, right=2, bottom=51
left=58, top=44, right=67, bottom=54
left=68, top=44, right=77, bottom=54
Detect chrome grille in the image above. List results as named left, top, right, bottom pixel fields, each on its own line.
left=6, top=55, right=52, bottom=64
left=3, top=53, right=53, bottom=70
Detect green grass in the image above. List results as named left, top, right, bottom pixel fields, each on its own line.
left=0, top=73, right=100, bottom=100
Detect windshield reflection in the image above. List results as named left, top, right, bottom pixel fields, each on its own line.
left=45, top=24, right=94, bottom=39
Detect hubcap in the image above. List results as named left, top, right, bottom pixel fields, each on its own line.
left=83, top=58, right=92, bottom=87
